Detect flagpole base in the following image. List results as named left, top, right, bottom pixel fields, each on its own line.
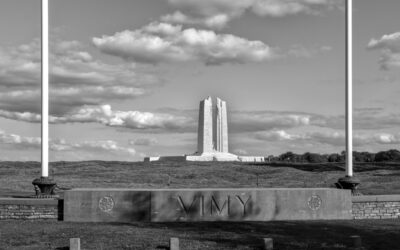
left=32, top=177, right=58, bottom=198
left=336, top=176, right=361, bottom=196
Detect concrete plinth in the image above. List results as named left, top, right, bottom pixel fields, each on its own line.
left=32, top=177, right=57, bottom=198
left=64, top=188, right=352, bottom=222
left=337, top=176, right=361, bottom=195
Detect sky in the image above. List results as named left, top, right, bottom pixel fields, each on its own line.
left=1, top=0, right=400, bottom=161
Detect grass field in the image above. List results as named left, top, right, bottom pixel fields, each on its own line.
left=0, top=161, right=399, bottom=196
left=1, top=220, right=400, bottom=250
left=0, top=161, right=399, bottom=249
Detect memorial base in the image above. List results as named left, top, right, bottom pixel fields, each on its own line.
left=337, top=176, right=361, bottom=196
left=32, top=177, right=58, bottom=198
left=64, top=188, right=352, bottom=222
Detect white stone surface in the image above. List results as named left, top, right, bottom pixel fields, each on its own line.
left=197, top=96, right=214, bottom=154
left=144, top=96, right=266, bottom=162
left=238, top=156, right=266, bottom=162
left=197, top=97, right=229, bottom=154
left=144, top=156, right=160, bottom=162
left=213, top=98, right=229, bottom=153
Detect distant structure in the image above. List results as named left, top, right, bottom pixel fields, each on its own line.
left=186, top=97, right=237, bottom=161
left=197, top=97, right=229, bottom=154
left=144, top=96, right=265, bottom=162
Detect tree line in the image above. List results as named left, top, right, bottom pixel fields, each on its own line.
left=266, top=149, right=400, bottom=163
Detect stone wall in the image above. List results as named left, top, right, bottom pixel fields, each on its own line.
left=1, top=194, right=400, bottom=221
left=64, top=188, right=352, bottom=222
left=0, top=198, right=61, bottom=220
left=352, top=195, right=400, bottom=219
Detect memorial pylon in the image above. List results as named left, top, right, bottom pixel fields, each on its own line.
left=189, top=97, right=238, bottom=161
left=197, top=97, right=229, bottom=154
left=144, top=96, right=265, bottom=162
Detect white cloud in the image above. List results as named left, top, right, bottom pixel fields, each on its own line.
left=129, top=138, right=158, bottom=146
left=50, top=139, right=136, bottom=156
left=287, top=44, right=332, bottom=58
left=50, top=104, right=195, bottom=130
left=255, top=130, right=307, bottom=141
left=0, top=39, right=40, bottom=88
left=230, top=111, right=310, bottom=132
left=0, top=130, right=41, bottom=149
left=233, top=148, right=248, bottom=155
left=0, top=38, right=162, bottom=119
left=93, top=22, right=276, bottom=65
left=254, top=129, right=400, bottom=147
left=373, top=133, right=400, bottom=144
left=0, top=129, right=136, bottom=158
left=161, top=11, right=230, bottom=30
left=161, top=0, right=342, bottom=29
left=367, top=32, right=400, bottom=70
left=0, top=110, right=41, bottom=123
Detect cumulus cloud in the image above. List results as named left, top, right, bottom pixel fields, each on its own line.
left=0, top=39, right=40, bottom=88
left=50, top=138, right=136, bottom=156
left=0, top=110, right=41, bottom=123
left=373, top=133, right=400, bottom=144
left=230, top=111, right=311, bottom=133
left=233, top=148, right=248, bottom=155
left=254, top=128, right=400, bottom=147
left=161, top=0, right=343, bottom=29
left=93, top=22, right=276, bottom=65
left=254, top=130, right=307, bottom=141
left=0, top=38, right=162, bottom=120
left=161, top=11, right=231, bottom=30
left=367, top=32, right=400, bottom=70
left=287, top=44, right=332, bottom=58
left=0, top=129, right=136, bottom=157
left=50, top=104, right=195, bottom=130
left=0, top=130, right=41, bottom=149
left=129, top=138, right=158, bottom=146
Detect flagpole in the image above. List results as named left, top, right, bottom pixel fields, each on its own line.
left=41, top=0, right=49, bottom=177
left=338, top=0, right=360, bottom=195
left=32, top=0, right=57, bottom=198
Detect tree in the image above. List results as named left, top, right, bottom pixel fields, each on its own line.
left=375, top=149, right=400, bottom=162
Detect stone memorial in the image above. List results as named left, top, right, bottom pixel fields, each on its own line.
left=64, top=188, right=352, bottom=222
left=144, top=97, right=265, bottom=162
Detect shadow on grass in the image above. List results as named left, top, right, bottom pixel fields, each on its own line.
left=124, top=220, right=400, bottom=250
left=155, top=246, right=169, bottom=250
left=256, top=162, right=345, bottom=172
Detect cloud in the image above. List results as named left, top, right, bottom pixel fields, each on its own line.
left=161, top=0, right=343, bottom=29
left=0, top=89, right=41, bottom=115
left=161, top=11, right=231, bottom=30
left=0, top=130, right=41, bottom=149
left=233, top=148, right=248, bottom=155
left=129, top=138, right=158, bottom=146
left=0, top=39, right=40, bottom=88
left=0, top=129, right=136, bottom=158
left=287, top=44, right=332, bottom=58
left=93, top=22, right=276, bottom=65
left=367, top=32, right=400, bottom=70
left=0, top=110, right=41, bottom=123
left=230, top=111, right=311, bottom=133
left=254, top=128, right=400, bottom=147
left=373, top=133, right=400, bottom=144
left=251, top=0, right=341, bottom=17
left=254, top=130, right=307, bottom=141
left=50, top=104, right=195, bottom=130
left=50, top=138, right=136, bottom=156
left=0, top=38, right=163, bottom=119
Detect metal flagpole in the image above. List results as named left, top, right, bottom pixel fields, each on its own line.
left=337, top=0, right=360, bottom=195
left=41, top=0, right=49, bottom=178
left=32, top=0, right=57, bottom=198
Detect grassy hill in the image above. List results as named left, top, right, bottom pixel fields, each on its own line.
left=1, top=161, right=399, bottom=249
left=0, top=161, right=399, bottom=196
